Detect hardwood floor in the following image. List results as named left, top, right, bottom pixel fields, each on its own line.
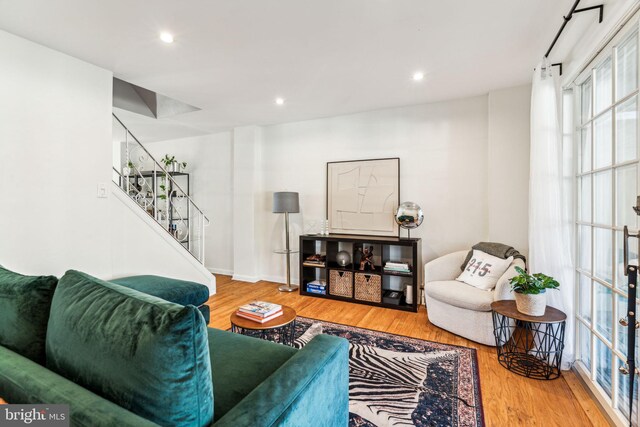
left=207, top=276, right=609, bottom=427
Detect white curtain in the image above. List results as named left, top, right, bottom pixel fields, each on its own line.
left=530, top=60, right=575, bottom=368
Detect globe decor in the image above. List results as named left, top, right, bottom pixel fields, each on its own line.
left=394, top=202, right=424, bottom=239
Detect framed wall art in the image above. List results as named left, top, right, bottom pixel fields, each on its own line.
left=326, top=158, right=400, bottom=237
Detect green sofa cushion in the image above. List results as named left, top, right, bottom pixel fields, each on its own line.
left=46, top=270, right=213, bottom=427
left=0, top=346, right=159, bottom=427
left=207, top=328, right=297, bottom=420
left=0, top=265, right=57, bottom=364
left=213, top=334, right=349, bottom=427
left=110, top=275, right=210, bottom=307
left=111, top=274, right=211, bottom=324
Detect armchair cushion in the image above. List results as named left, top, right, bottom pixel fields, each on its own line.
left=425, top=280, right=494, bottom=311
left=493, top=258, right=526, bottom=301
left=424, top=251, right=468, bottom=283
left=456, top=250, right=513, bottom=291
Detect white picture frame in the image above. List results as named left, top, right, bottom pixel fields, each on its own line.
left=326, top=158, right=400, bottom=237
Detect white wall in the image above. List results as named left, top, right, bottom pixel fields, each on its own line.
left=0, top=30, right=215, bottom=292
left=143, top=133, right=234, bottom=275
left=0, top=29, right=113, bottom=278
left=148, top=89, right=531, bottom=285
left=231, top=126, right=264, bottom=282
left=110, top=187, right=217, bottom=291
left=487, top=84, right=531, bottom=257
left=258, top=96, right=492, bottom=283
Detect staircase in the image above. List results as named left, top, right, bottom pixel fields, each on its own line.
left=111, top=114, right=210, bottom=264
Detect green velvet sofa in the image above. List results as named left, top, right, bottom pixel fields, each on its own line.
left=0, top=267, right=349, bottom=427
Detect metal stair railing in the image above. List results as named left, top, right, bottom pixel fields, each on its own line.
left=112, top=113, right=210, bottom=264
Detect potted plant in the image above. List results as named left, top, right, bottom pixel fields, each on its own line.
left=161, top=154, right=175, bottom=171
left=509, top=266, right=559, bottom=316
left=161, top=155, right=187, bottom=173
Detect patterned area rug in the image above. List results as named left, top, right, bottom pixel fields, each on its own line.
left=243, top=316, right=484, bottom=427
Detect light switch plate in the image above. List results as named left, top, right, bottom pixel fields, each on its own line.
left=97, top=183, right=108, bottom=198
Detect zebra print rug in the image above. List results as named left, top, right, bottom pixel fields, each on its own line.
left=266, top=317, right=484, bottom=427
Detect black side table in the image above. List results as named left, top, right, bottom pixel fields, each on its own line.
left=491, top=300, right=566, bottom=380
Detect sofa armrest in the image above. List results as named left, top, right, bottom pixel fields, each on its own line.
left=493, top=258, right=526, bottom=301
left=213, top=334, right=349, bottom=427
left=424, top=250, right=468, bottom=283
left=0, top=346, right=158, bottom=427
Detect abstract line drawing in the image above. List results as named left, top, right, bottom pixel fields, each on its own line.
left=327, top=158, right=399, bottom=237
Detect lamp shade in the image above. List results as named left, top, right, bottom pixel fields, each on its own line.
left=273, top=192, right=299, bottom=213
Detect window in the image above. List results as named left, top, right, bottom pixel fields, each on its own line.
left=575, top=25, right=640, bottom=425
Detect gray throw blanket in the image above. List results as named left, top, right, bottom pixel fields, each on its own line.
left=460, top=242, right=526, bottom=271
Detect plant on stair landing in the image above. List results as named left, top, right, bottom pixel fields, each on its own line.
left=161, top=154, right=187, bottom=173
left=509, top=267, right=559, bottom=316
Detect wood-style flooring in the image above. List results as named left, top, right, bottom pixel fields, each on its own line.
left=206, top=275, right=609, bottom=427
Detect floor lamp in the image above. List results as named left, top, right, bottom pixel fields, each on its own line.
left=273, top=192, right=299, bottom=292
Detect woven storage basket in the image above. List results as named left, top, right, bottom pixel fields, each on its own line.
left=354, top=273, right=382, bottom=303
left=329, top=270, right=353, bottom=298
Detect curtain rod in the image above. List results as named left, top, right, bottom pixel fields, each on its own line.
left=544, top=0, right=604, bottom=75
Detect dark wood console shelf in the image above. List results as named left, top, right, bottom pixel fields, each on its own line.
left=299, top=234, right=421, bottom=312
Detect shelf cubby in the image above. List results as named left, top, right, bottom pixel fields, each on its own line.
left=299, top=234, right=421, bottom=313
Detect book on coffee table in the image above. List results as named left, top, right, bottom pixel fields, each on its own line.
left=238, top=301, right=282, bottom=317
left=235, top=309, right=283, bottom=323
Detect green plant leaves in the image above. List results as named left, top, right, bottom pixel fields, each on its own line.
left=509, top=266, right=560, bottom=295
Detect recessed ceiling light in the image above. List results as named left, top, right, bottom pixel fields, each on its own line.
left=160, top=32, right=174, bottom=44
left=413, top=71, right=424, bottom=81
left=275, top=97, right=285, bottom=106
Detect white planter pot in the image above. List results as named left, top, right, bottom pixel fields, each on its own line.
left=514, top=291, right=547, bottom=316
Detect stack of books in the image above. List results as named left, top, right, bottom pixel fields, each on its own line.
left=384, top=261, right=411, bottom=275
left=305, top=280, right=327, bottom=295
left=235, top=301, right=283, bottom=323
left=303, top=254, right=326, bottom=267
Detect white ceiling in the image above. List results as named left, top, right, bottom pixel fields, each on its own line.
left=0, top=0, right=613, bottom=134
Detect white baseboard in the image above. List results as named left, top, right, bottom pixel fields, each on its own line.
left=207, top=267, right=234, bottom=276
left=260, top=275, right=300, bottom=285
left=232, top=274, right=260, bottom=283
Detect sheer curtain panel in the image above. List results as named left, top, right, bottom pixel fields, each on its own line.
left=530, top=61, right=576, bottom=368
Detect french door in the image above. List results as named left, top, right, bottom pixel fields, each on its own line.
left=574, top=18, right=640, bottom=426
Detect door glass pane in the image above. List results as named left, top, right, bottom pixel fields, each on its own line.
left=579, top=321, right=592, bottom=371
left=579, top=274, right=592, bottom=323
left=595, top=228, right=614, bottom=285
left=594, top=281, right=613, bottom=342
left=579, top=176, right=592, bottom=222
left=616, top=357, right=639, bottom=420
left=582, top=78, right=593, bottom=123
left=594, top=111, right=613, bottom=169
left=579, top=225, right=592, bottom=272
left=595, top=57, right=613, bottom=113
left=581, top=126, right=592, bottom=173
left=616, top=31, right=638, bottom=100
left=594, top=170, right=613, bottom=225
left=616, top=165, right=638, bottom=229
left=615, top=96, right=638, bottom=163
left=595, top=337, right=613, bottom=397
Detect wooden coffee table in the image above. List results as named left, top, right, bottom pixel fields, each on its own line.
left=230, top=305, right=297, bottom=346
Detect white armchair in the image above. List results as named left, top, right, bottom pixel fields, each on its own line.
left=423, top=250, right=524, bottom=346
